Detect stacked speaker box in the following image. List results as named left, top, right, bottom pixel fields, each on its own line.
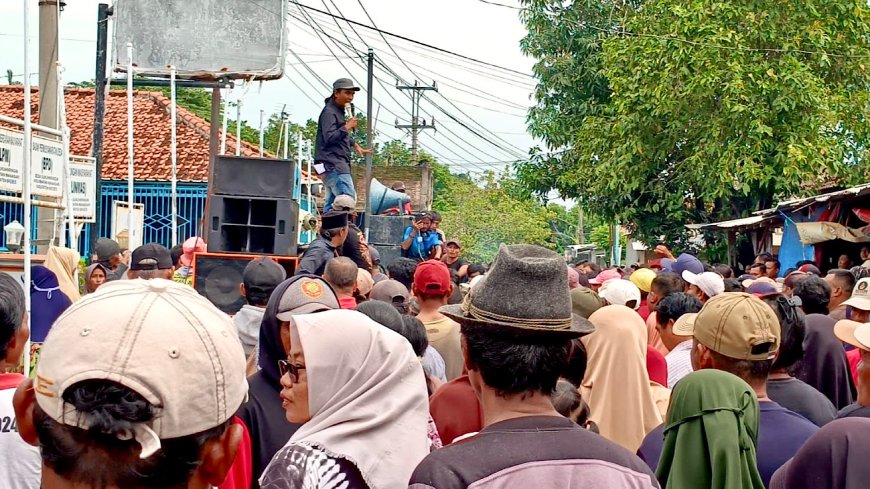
left=207, top=155, right=298, bottom=256
left=366, top=214, right=415, bottom=268
left=193, top=252, right=298, bottom=314
left=195, top=156, right=299, bottom=312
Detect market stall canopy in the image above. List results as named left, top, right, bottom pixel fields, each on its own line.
left=685, top=214, right=778, bottom=232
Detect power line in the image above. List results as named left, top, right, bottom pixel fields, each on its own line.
left=302, top=3, right=528, bottom=158
left=289, top=1, right=536, bottom=77
left=477, top=0, right=525, bottom=10
left=287, top=11, right=522, bottom=167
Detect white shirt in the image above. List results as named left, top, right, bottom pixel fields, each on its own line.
left=666, top=340, right=694, bottom=388
left=0, top=374, right=41, bottom=489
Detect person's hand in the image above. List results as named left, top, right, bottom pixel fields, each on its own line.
left=654, top=245, right=675, bottom=259
left=345, top=117, right=359, bottom=131
left=121, top=250, right=132, bottom=266
left=354, top=145, right=373, bottom=156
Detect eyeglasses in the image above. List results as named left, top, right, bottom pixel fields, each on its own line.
left=277, top=359, right=306, bottom=383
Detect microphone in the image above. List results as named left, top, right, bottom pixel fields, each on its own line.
left=344, top=103, right=356, bottom=135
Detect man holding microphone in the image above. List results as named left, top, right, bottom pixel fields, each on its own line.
left=314, top=78, right=373, bottom=212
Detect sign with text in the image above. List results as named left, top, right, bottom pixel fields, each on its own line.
left=69, top=156, right=97, bottom=222
left=0, top=127, right=65, bottom=197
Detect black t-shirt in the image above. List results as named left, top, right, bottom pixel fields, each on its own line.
left=443, top=257, right=468, bottom=282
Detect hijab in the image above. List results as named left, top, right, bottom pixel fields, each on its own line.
left=283, top=310, right=429, bottom=489
left=581, top=305, right=663, bottom=451
left=657, top=369, right=764, bottom=489
left=237, top=275, right=337, bottom=479
left=44, top=246, right=81, bottom=302
left=797, top=314, right=855, bottom=409
left=30, top=266, right=72, bottom=343
left=769, top=418, right=870, bottom=489
left=85, top=263, right=109, bottom=293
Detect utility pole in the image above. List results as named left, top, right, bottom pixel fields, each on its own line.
left=363, top=48, right=374, bottom=239
left=36, top=0, right=62, bottom=252
left=91, top=3, right=110, bottom=256
left=577, top=206, right=585, bottom=245
left=395, top=80, right=436, bottom=166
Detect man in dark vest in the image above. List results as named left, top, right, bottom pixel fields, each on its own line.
left=295, top=211, right=349, bottom=277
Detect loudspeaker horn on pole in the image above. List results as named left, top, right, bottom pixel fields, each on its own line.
left=368, top=178, right=411, bottom=215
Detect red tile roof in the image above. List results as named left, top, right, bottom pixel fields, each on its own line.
left=0, top=85, right=271, bottom=183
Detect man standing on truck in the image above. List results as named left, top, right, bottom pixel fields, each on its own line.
left=314, top=78, right=372, bottom=212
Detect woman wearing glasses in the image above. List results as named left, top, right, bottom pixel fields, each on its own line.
left=260, top=309, right=430, bottom=489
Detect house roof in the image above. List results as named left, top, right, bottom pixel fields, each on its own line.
left=0, top=85, right=271, bottom=183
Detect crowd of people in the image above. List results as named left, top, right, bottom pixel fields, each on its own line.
left=4, top=223, right=870, bottom=489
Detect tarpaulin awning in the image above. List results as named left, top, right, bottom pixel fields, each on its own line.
left=685, top=215, right=777, bottom=231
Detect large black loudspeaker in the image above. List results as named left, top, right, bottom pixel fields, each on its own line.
left=367, top=214, right=413, bottom=246
left=213, top=155, right=295, bottom=198
left=207, top=195, right=298, bottom=255
left=192, top=252, right=298, bottom=314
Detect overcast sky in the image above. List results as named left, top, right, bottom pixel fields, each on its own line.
left=0, top=0, right=536, bottom=176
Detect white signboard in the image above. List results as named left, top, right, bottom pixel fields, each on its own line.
left=30, top=136, right=64, bottom=198
left=69, top=156, right=97, bottom=222
left=0, top=128, right=24, bottom=193
left=0, top=127, right=65, bottom=198
left=111, top=201, right=145, bottom=251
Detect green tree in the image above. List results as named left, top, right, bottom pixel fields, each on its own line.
left=518, top=0, right=870, bottom=246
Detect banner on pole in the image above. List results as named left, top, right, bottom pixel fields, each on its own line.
left=0, top=127, right=65, bottom=197
left=69, top=156, right=97, bottom=222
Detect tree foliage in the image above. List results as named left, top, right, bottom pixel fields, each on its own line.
left=519, top=0, right=870, bottom=246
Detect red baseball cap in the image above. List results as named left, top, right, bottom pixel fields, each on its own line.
left=413, top=260, right=451, bottom=295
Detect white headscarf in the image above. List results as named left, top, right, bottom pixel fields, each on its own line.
left=284, top=309, right=430, bottom=489
left=44, top=246, right=81, bottom=301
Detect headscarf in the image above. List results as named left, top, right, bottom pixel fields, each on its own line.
left=238, top=275, right=338, bottom=479
left=30, top=266, right=72, bottom=343
left=797, top=314, right=855, bottom=409
left=43, top=246, right=80, bottom=302
left=84, top=263, right=109, bottom=293
left=581, top=305, right=663, bottom=451
left=566, top=266, right=580, bottom=289
left=656, top=369, right=764, bottom=489
left=283, top=310, right=429, bottom=489
left=769, top=418, right=870, bottom=489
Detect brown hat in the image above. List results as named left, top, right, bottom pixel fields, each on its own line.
left=689, top=292, right=780, bottom=360
left=332, top=194, right=356, bottom=212
left=440, top=244, right=594, bottom=337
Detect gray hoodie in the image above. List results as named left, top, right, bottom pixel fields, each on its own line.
left=233, top=304, right=265, bottom=356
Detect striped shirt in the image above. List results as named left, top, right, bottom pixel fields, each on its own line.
left=665, top=340, right=694, bottom=388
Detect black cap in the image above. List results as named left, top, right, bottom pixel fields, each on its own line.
left=321, top=211, right=348, bottom=230
left=243, top=257, right=287, bottom=290
left=94, top=237, right=121, bottom=262
left=130, top=243, right=173, bottom=271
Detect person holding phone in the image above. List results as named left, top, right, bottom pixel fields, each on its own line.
left=401, top=213, right=442, bottom=262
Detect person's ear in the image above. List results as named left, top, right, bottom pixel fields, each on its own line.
left=697, top=343, right=714, bottom=369
left=126, top=269, right=135, bottom=279
left=13, top=378, right=39, bottom=446
left=196, top=421, right=243, bottom=487
left=239, top=284, right=246, bottom=298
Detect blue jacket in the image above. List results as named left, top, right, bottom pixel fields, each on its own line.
left=314, top=99, right=353, bottom=174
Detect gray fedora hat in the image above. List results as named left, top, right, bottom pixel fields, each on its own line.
left=440, top=244, right=594, bottom=338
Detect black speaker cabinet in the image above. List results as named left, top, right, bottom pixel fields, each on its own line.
left=370, top=244, right=404, bottom=269
left=213, top=155, right=296, bottom=199
left=367, top=214, right=413, bottom=245
left=192, top=253, right=298, bottom=314
left=207, top=195, right=298, bottom=255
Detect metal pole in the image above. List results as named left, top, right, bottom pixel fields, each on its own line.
left=258, top=109, right=264, bottom=157
left=282, top=119, right=289, bottom=160
left=58, top=62, right=75, bottom=250
left=364, top=48, right=374, bottom=239
left=235, top=100, right=242, bottom=156
left=91, top=3, right=109, bottom=256
left=170, top=66, right=178, bottom=246
left=306, top=140, right=312, bottom=215
left=201, top=87, right=221, bottom=238
left=220, top=89, right=228, bottom=155
left=577, top=205, right=585, bottom=244
left=126, top=43, right=135, bottom=250
left=22, top=0, right=33, bottom=377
